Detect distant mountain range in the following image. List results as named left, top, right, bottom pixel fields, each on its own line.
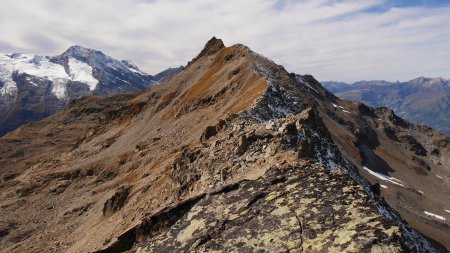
left=0, top=46, right=183, bottom=136
left=323, top=77, right=450, bottom=136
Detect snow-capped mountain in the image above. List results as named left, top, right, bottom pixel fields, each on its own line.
left=50, top=45, right=156, bottom=96
left=0, top=46, right=180, bottom=136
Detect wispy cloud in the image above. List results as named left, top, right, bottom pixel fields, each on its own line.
left=0, top=0, right=449, bottom=82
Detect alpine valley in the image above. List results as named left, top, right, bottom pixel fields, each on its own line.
left=0, top=38, right=449, bottom=253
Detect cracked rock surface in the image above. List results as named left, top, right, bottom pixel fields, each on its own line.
left=132, top=165, right=404, bottom=253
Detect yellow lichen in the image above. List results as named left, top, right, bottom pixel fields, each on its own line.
left=243, top=228, right=300, bottom=251
left=286, top=183, right=299, bottom=191
left=281, top=216, right=299, bottom=228
left=299, top=198, right=315, bottom=205
left=228, top=213, right=239, bottom=220
left=136, top=247, right=151, bottom=253
left=265, top=192, right=277, bottom=201
left=344, top=241, right=358, bottom=251
left=333, top=229, right=356, bottom=245
left=286, top=239, right=301, bottom=250
left=371, top=244, right=402, bottom=253
left=383, top=226, right=400, bottom=237
left=310, top=223, right=322, bottom=230
left=303, top=229, right=333, bottom=251
left=367, top=221, right=380, bottom=227
left=271, top=206, right=291, bottom=216
left=176, top=219, right=206, bottom=244
left=342, top=186, right=353, bottom=192
left=287, top=197, right=295, bottom=205
left=275, top=197, right=285, bottom=206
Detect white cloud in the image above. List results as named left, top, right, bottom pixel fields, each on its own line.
left=0, top=0, right=448, bottom=82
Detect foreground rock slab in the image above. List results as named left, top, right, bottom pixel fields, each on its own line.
left=124, top=165, right=404, bottom=252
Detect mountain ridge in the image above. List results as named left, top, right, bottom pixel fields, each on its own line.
left=323, top=77, right=450, bottom=136
left=0, top=38, right=448, bottom=252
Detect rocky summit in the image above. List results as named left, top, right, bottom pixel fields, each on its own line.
left=0, top=37, right=449, bottom=253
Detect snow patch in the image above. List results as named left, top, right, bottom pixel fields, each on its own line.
left=380, top=184, right=388, bottom=189
left=68, top=58, right=98, bottom=90
left=127, top=65, right=143, bottom=74
left=0, top=54, right=101, bottom=99
left=315, top=140, right=340, bottom=171
left=0, top=54, right=25, bottom=96
left=332, top=103, right=345, bottom=109
left=0, top=53, right=69, bottom=98
left=16, top=56, right=68, bottom=80
left=436, top=175, right=443, bottom=179
left=445, top=210, right=450, bottom=213
left=424, top=211, right=446, bottom=221
left=332, top=103, right=349, bottom=113
left=51, top=79, right=69, bottom=99
left=362, top=166, right=404, bottom=187
left=295, top=75, right=319, bottom=94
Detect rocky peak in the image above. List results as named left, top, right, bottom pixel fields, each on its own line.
left=52, top=45, right=154, bottom=83
left=63, top=45, right=97, bottom=57
left=409, top=76, right=448, bottom=88
left=187, top=36, right=225, bottom=66
left=53, top=45, right=105, bottom=67
left=202, top=36, right=225, bottom=55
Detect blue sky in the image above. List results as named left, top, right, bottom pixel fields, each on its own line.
left=0, top=0, right=449, bottom=82
left=383, top=0, right=450, bottom=7
left=365, top=0, right=450, bottom=13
